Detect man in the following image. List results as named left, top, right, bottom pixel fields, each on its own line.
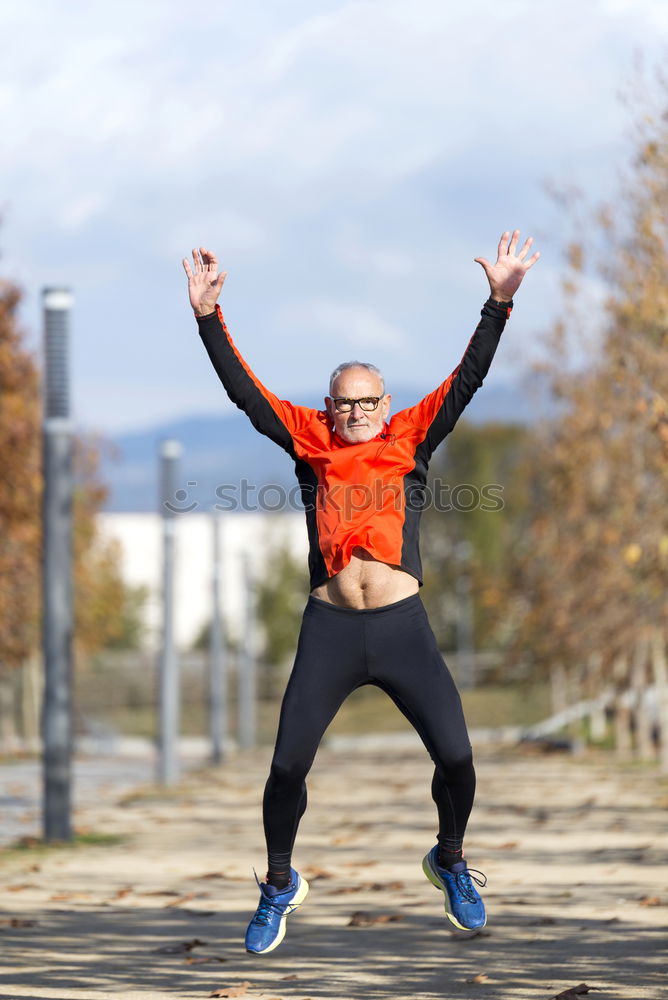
left=183, top=231, right=540, bottom=954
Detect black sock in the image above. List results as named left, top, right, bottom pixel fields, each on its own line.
left=266, top=869, right=291, bottom=890
left=438, top=846, right=464, bottom=870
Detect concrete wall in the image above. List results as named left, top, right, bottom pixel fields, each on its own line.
left=96, top=511, right=309, bottom=651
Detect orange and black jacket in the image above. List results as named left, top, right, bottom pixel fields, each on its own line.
left=197, top=298, right=512, bottom=590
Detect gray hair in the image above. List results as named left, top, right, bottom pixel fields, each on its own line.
left=328, top=361, right=385, bottom=396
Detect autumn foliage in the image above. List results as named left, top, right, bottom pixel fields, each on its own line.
left=0, top=272, right=135, bottom=679
left=516, top=81, right=668, bottom=667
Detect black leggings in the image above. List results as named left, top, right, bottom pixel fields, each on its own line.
left=262, top=592, right=476, bottom=872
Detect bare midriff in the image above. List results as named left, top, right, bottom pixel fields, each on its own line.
left=310, top=547, right=419, bottom=609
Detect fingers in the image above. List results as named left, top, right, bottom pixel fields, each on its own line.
left=497, top=231, right=510, bottom=259
left=186, top=247, right=224, bottom=278
left=525, top=250, right=541, bottom=268
left=517, top=236, right=534, bottom=262
left=508, top=229, right=520, bottom=255
left=474, top=256, right=491, bottom=274
left=200, top=246, right=218, bottom=272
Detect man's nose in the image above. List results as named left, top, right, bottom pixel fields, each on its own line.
left=350, top=401, right=365, bottom=416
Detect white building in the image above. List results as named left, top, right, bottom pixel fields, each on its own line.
left=96, top=511, right=309, bottom=651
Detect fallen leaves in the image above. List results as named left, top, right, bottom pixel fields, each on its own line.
left=165, top=892, right=197, bottom=908
left=466, top=973, right=489, bottom=983
left=155, top=938, right=208, bottom=954
left=209, top=981, right=252, bottom=998
left=638, top=895, right=663, bottom=907
left=301, top=866, right=334, bottom=882
left=49, top=891, right=93, bottom=901
left=347, top=911, right=404, bottom=927
left=0, top=918, right=39, bottom=927
left=185, top=955, right=227, bottom=965
left=551, top=986, right=601, bottom=999
left=328, top=880, right=404, bottom=895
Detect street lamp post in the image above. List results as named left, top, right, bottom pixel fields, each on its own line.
left=157, top=439, right=182, bottom=785
left=41, top=287, right=75, bottom=842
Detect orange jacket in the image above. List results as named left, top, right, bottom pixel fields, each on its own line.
left=197, top=299, right=512, bottom=589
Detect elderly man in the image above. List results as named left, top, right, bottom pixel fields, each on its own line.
left=183, top=231, right=539, bottom=954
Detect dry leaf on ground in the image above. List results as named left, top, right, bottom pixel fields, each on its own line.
left=302, top=866, right=334, bottom=881
left=185, top=955, right=227, bottom=964
left=329, top=880, right=404, bottom=895
left=348, top=911, right=404, bottom=927
left=466, top=973, right=490, bottom=983
left=165, top=892, right=205, bottom=907
left=639, top=895, right=662, bottom=906
left=551, top=985, right=601, bottom=999
left=209, top=981, right=252, bottom=998
left=155, top=938, right=207, bottom=954
left=49, top=892, right=93, bottom=901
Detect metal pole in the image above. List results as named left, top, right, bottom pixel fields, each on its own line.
left=455, top=540, right=475, bottom=690
left=41, top=287, right=75, bottom=842
left=157, top=439, right=182, bottom=785
left=209, top=510, right=227, bottom=764
left=238, top=553, right=257, bottom=749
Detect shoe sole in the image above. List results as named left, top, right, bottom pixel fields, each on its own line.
left=422, top=854, right=486, bottom=934
left=245, top=877, right=310, bottom=955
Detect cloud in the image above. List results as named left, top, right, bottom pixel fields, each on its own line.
left=277, top=298, right=407, bottom=350
left=1, top=0, right=667, bottom=434
left=332, top=222, right=418, bottom=278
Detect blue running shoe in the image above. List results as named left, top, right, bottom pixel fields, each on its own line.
left=422, top=846, right=487, bottom=931
left=245, top=869, right=309, bottom=954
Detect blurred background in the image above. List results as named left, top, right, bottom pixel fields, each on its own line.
left=1, top=0, right=668, bottom=801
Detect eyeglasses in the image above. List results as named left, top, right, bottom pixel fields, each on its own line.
left=331, top=395, right=385, bottom=413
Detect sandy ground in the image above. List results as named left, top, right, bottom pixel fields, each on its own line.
left=0, top=742, right=666, bottom=1000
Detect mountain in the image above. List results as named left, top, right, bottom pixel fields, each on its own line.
left=93, top=377, right=557, bottom=513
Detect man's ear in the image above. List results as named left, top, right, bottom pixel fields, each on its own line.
left=324, top=396, right=333, bottom=419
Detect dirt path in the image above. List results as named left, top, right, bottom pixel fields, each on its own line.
left=0, top=743, right=666, bottom=1000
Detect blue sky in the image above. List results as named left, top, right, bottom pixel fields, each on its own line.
left=2, top=0, right=667, bottom=433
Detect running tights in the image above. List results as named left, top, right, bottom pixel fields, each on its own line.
left=262, top=592, right=476, bottom=873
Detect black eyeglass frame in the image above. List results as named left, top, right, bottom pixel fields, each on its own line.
left=330, top=395, right=385, bottom=413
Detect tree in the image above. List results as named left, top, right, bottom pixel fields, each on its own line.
left=255, top=544, right=309, bottom=693
left=508, top=67, right=668, bottom=756
left=0, top=265, right=147, bottom=744
left=0, top=275, right=42, bottom=669
left=421, top=419, right=531, bottom=666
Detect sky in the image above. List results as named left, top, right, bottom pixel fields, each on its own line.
left=2, top=0, right=667, bottom=434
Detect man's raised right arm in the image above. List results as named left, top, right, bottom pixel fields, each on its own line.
left=184, top=248, right=313, bottom=452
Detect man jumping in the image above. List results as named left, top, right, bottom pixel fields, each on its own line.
left=183, top=230, right=540, bottom=953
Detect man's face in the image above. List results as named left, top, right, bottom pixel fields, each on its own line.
left=325, top=366, right=391, bottom=444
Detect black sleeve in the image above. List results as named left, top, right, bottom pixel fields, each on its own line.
left=197, top=307, right=316, bottom=456
left=407, top=298, right=512, bottom=465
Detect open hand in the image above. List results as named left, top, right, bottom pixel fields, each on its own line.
left=182, top=247, right=227, bottom=316
left=474, top=230, right=540, bottom=302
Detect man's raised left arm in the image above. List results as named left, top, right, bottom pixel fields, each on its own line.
left=395, top=230, right=540, bottom=459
